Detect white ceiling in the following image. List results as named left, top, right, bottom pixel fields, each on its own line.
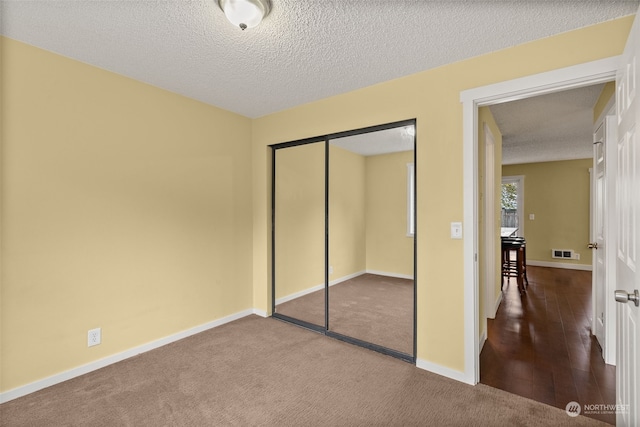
left=1, top=1, right=636, bottom=163
left=331, top=126, right=415, bottom=157
left=491, top=83, right=608, bottom=165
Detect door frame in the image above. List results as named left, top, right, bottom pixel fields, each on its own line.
left=483, top=123, right=498, bottom=324
left=460, top=57, right=620, bottom=384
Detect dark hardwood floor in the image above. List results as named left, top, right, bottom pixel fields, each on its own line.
left=480, top=266, right=616, bottom=425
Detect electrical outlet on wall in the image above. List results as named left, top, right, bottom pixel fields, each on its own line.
left=88, top=328, right=101, bottom=347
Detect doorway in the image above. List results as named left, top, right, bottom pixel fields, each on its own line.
left=461, top=57, right=619, bottom=385
left=271, top=119, right=417, bottom=362
left=470, top=75, right=618, bottom=422
left=478, top=82, right=620, bottom=422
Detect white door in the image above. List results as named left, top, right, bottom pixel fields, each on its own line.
left=593, top=122, right=606, bottom=349
left=593, top=115, right=618, bottom=365
left=484, top=124, right=497, bottom=321
left=615, top=8, right=640, bottom=426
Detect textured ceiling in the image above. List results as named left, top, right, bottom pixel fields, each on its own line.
left=1, top=0, right=638, bottom=120
left=490, top=84, right=607, bottom=165
left=1, top=1, right=636, bottom=164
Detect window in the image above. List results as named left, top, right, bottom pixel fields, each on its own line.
left=501, top=175, right=524, bottom=236
left=407, top=163, right=415, bottom=236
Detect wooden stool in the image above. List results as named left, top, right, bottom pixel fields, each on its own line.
left=501, top=237, right=528, bottom=294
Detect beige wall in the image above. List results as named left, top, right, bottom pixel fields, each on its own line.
left=1, top=14, right=634, bottom=394
left=365, top=151, right=414, bottom=277
left=275, top=144, right=412, bottom=297
left=1, top=37, right=253, bottom=392
left=329, top=145, right=367, bottom=280
left=594, top=81, right=616, bottom=122
left=252, top=17, right=633, bottom=372
left=502, top=159, right=593, bottom=267
left=274, top=143, right=326, bottom=299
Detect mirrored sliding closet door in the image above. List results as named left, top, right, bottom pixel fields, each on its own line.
left=272, top=120, right=416, bottom=362
left=273, top=141, right=326, bottom=328
left=328, top=126, right=415, bottom=356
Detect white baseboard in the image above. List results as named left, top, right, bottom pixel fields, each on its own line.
left=493, top=291, right=503, bottom=317
left=275, top=283, right=324, bottom=305
left=252, top=308, right=268, bottom=318
left=416, top=358, right=474, bottom=385
left=274, top=271, right=366, bottom=305
left=527, top=260, right=592, bottom=271
left=365, top=270, right=414, bottom=280
left=479, top=330, right=487, bottom=353
left=0, top=308, right=255, bottom=404
left=330, top=270, right=366, bottom=286
left=275, top=270, right=413, bottom=306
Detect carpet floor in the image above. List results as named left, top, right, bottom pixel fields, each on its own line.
left=276, top=273, right=414, bottom=354
left=1, top=315, right=608, bottom=426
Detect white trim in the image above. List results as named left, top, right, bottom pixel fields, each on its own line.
left=252, top=308, right=268, bottom=318
left=330, top=270, right=367, bottom=285
left=484, top=123, right=496, bottom=328
left=275, top=283, right=324, bottom=305
left=365, top=269, right=414, bottom=280
left=491, top=288, right=503, bottom=319
left=527, top=260, right=593, bottom=271
left=462, top=94, right=479, bottom=385
left=603, top=113, right=618, bottom=366
left=274, top=270, right=412, bottom=306
left=274, top=271, right=367, bottom=305
left=589, top=166, right=595, bottom=245
left=407, top=163, right=415, bottom=237
left=416, top=358, right=473, bottom=385
left=460, top=57, right=619, bottom=106
left=479, top=330, right=487, bottom=353
left=461, top=56, right=620, bottom=386
left=590, top=161, right=597, bottom=341
left=0, top=308, right=256, bottom=403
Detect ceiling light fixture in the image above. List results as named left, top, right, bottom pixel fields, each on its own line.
left=218, top=0, right=271, bottom=30
left=405, top=125, right=416, bottom=137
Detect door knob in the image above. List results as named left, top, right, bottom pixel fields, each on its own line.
left=615, top=289, right=640, bottom=307
left=588, top=242, right=598, bottom=249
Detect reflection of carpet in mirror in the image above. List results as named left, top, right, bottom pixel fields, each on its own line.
left=276, top=273, right=413, bottom=355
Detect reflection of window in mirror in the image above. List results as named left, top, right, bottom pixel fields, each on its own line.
left=407, top=163, right=415, bottom=236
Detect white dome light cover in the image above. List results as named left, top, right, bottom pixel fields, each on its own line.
left=218, top=0, right=271, bottom=30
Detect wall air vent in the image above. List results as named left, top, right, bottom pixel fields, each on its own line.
left=551, top=249, right=577, bottom=259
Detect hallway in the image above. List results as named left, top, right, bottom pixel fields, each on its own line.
left=480, top=266, right=616, bottom=425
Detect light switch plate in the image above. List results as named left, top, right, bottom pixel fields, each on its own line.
left=451, top=222, right=463, bottom=239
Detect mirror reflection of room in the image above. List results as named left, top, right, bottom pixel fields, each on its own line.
left=271, top=122, right=416, bottom=359
left=328, top=126, right=415, bottom=355
left=273, top=141, right=326, bottom=327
